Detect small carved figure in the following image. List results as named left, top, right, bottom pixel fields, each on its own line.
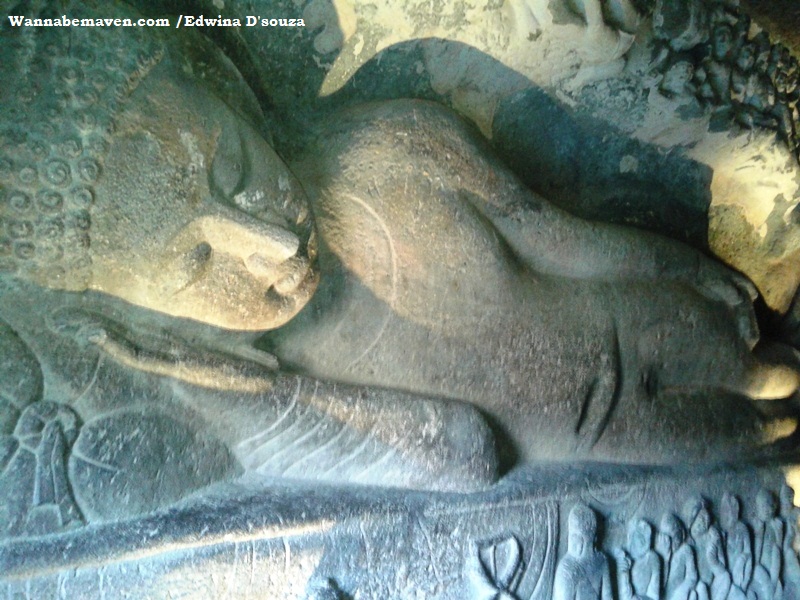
left=469, top=535, right=525, bottom=600
left=719, top=492, right=753, bottom=599
left=752, top=33, right=772, bottom=76
left=696, top=25, right=734, bottom=105
left=707, top=0, right=738, bottom=28
left=767, top=45, right=784, bottom=80
left=0, top=402, right=84, bottom=538
left=772, top=73, right=798, bottom=147
left=660, top=53, right=697, bottom=99
left=653, top=0, right=708, bottom=52
left=779, top=484, right=800, bottom=599
left=731, top=42, right=778, bottom=129
left=685, top=498, right=731, bottom=600
left=751, top=489, right=785, bottom=600
left=657, top=514, right=699, bottom=600
left=554, top=504, right=613, bottom=600
left=731, top=14, right=751, bottom=56
left=618, top=518, right=662, bottom=600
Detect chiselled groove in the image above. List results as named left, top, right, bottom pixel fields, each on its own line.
left=249, top=406, right=316, bottom=474
left=590, top=321, right=622, bottom=449
left=571, top=319, right=623, bottom=454
left=248, top=412, right=312, bottom=472
left=250, top=381, right=318, bottom=458
left=236, top=377, right=302, bottom=454
left=531, top=501, right=558, bottom=600
left=282, top=538, right=291, bottom=576
left=353, top=445, right=400, bottom=482
left=69, top=450, right=120, bottom=475
left=318, top=425, right=378, bottom=478
left=283, top=385, right=355, bottom=473
left=249, top=382, right=335, bottom=473
left=274, top=414, right=331, bottom=476
left=575, top=380, right=596, bottom=436
left=286, top=421, right=348, bottom=473
left=342, top=192, right=398, bottom=371
left=70, top=353, right=103, bottom=409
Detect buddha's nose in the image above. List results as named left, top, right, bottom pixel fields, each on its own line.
left=195, top=211, right=300, bottom=266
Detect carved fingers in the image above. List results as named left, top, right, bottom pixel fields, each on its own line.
left=48, top=309, right=278, bottom=392
left=745, top=343, right=800, bottom=401
left=694, top=257, right=760, bottom=349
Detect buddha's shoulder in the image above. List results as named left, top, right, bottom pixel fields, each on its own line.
left=295, top=100, right=497, bottom=191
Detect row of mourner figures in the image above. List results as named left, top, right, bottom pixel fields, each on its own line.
left=654, top=0, right=800, bottom=160
left=554, top=486, right=800, bottom=600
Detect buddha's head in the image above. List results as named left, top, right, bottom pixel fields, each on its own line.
left=0, top=2, right=318, bottom=331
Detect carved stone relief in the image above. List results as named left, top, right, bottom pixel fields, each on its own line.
left=0, top=0, right=800, bottom=597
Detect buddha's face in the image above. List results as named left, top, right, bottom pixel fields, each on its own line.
left=88, top=58, right=318, bottom=331
left=568, top=529, right=589, bottom=557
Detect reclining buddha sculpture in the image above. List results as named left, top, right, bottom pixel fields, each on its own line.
left=2, top=0, right=800, bottom=597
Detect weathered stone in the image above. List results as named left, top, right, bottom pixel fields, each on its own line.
left=0, top=0, right=799, bottom=597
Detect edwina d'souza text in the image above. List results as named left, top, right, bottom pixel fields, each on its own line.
left=177, top=15, right=305, bottom=27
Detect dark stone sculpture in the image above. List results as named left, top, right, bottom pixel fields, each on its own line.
left=659, top=513, right=700, bottom=600
left=555, top=504, right=613, bottom=600
left=752, top=490, right=784, bottom=599
left=1, top=0, right=800, bottom=597
left=719, top=492, right=753, bottom=598
left=617, top=519, right=662, bottom=600
left=654, top=0, right=800, bottom=158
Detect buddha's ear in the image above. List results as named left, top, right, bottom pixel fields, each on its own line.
left=170, top=27, right=271, bottom=144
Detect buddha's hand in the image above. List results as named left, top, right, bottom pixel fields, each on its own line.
left=48, top=309, right=277, bottom=392
left=645, top=245, right=759, bottom=348
left=694, top=254, right=760, bottom=348
left=47, top=309, right=107, bottom=348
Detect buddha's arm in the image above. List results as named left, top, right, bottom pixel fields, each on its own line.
left=471, top=183, right=758, bottom=314
left=309, top=100, right=756, bottom=318
left=480, top=185, right=750, bottom=291
left=62, top=312, right=498, bottom=493
left=172, top=374, right=499, bottom=493
left=48, top=308, right=278, bottom=393
left=413, top=99, right=758, bottom=308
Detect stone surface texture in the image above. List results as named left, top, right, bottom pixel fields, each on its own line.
left=1, top=0, right=800, bottom=598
